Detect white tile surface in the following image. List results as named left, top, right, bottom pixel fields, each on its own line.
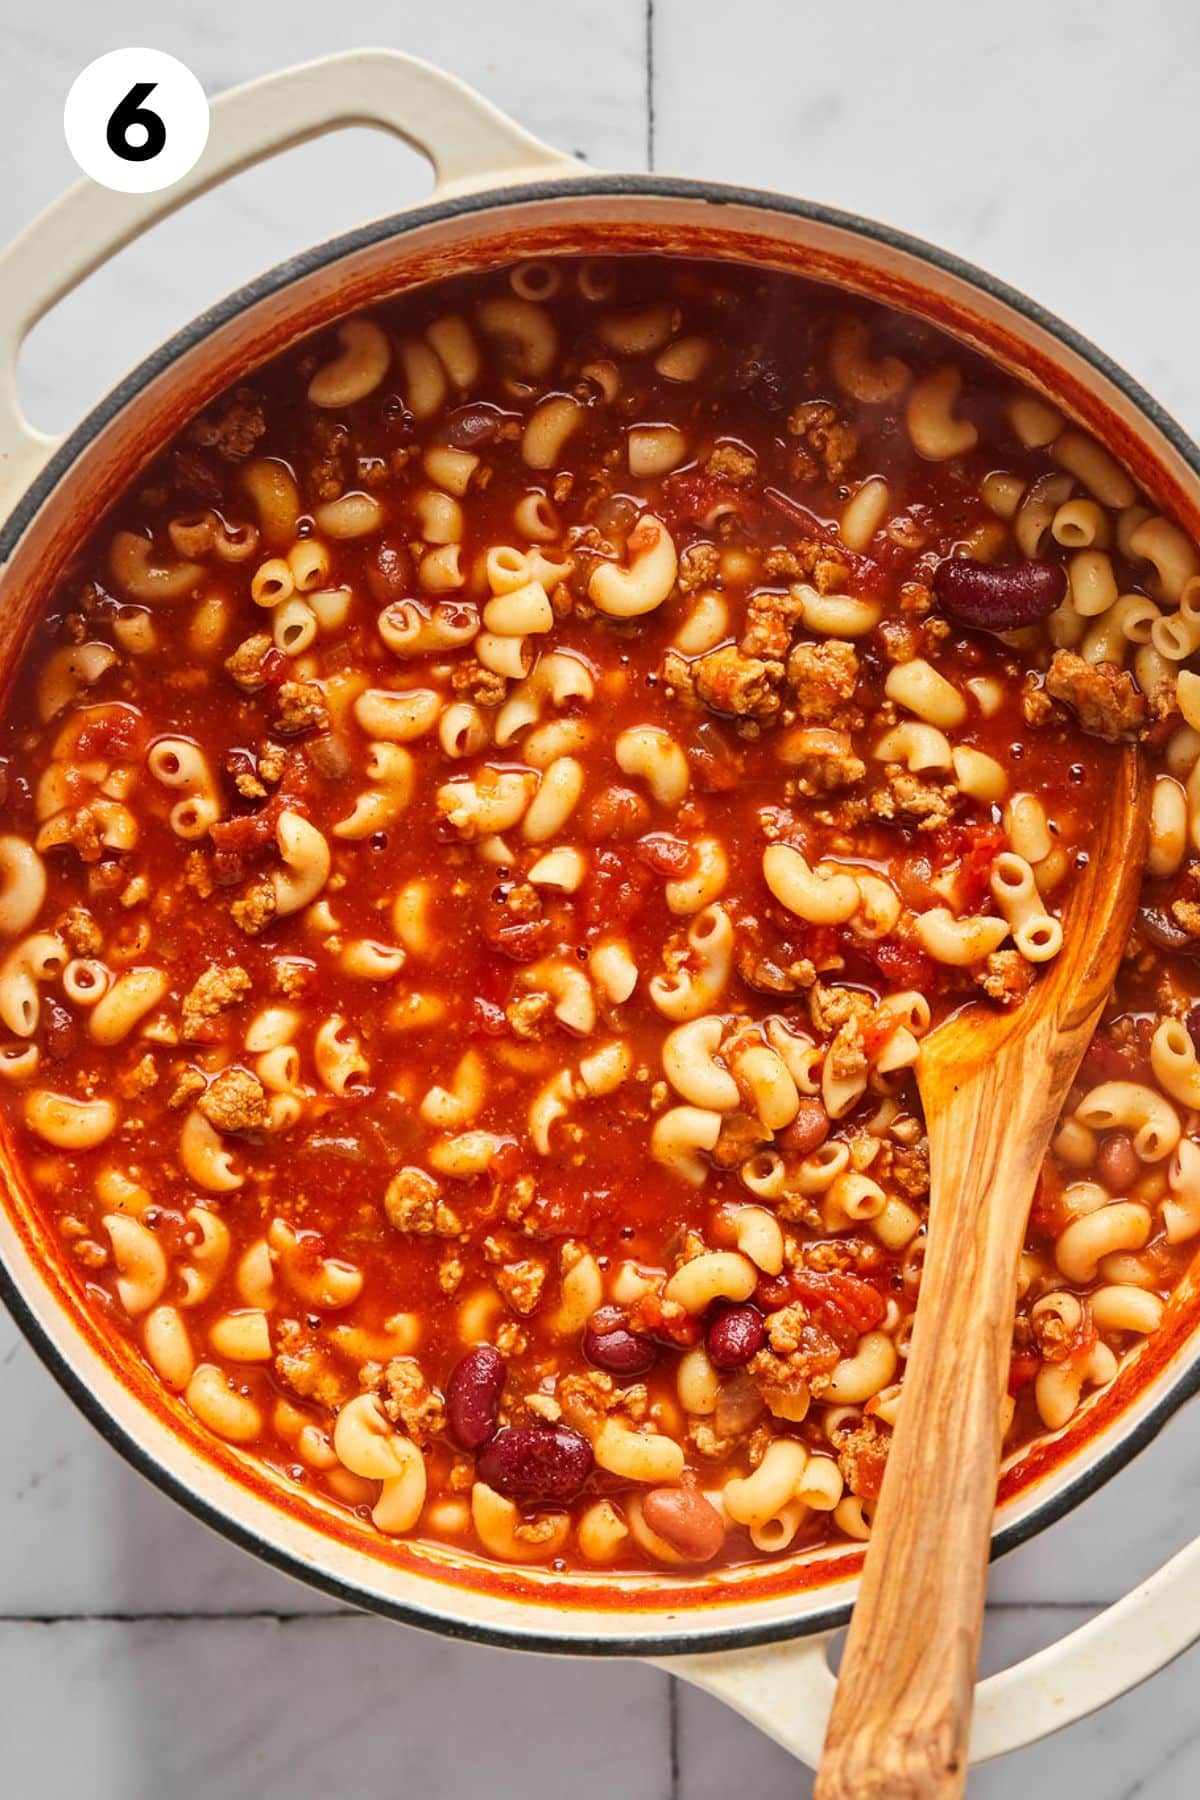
left=653, top=0, right=1200, bottom=440
left=0, top=1616, right=670, bottom=1798
left=3, top=2, right=1200, bottom=1793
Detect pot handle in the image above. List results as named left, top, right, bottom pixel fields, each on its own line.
left=655, top=1528, right=1200, bottom=1769
left=0, top=49, right=577, bottom=513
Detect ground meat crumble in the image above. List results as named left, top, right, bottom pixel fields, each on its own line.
left=383, top=1167, right=462, bottom=1237
left=1044, top=650, right=1148, bottom=741
left=668, top=644, right=785, bottom=721
left=197, top=1065, right=267, bottom=1133
left=180, top=963, right=251, bottom=1039
left=836, top=1417, right=890, bottom=1500
left=374, top=1357, right=445, bottom=1447
left=273, top=680, right=330, bottom=736
left=275, top=1321, right=348, bottom=1409
left=187, top=388, right=267, bottom=462
left=787, top=638, right=860, bottom=724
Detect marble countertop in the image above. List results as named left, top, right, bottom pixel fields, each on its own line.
left=3, top=3, right=1200, bottom=1793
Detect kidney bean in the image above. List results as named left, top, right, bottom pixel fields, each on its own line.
left=445, top=1345, right=506, bottom=1451
left=584, top=1308, right=658, bottom=1376
left=593, top=493, right=640, bottom=540
left=1096, top=1129, right=1139, bottom=1196
left=365, top=537, right=412, bottom=605
left=443, top=402, right=502, bottom=450
left=1137, top=901, right=1194, bottom=955
left=932, top=556, right=1066, bottom=632
left=476, top=1424, right=594, bottom=1506
left=641, top=1486, right=726, bottom=1562
left=781, top=1096, right=830, bottom=1158
left=706, top=1304, right=766, bottom=1370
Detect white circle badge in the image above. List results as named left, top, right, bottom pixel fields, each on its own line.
left=64, top=48, right=209, bottom=194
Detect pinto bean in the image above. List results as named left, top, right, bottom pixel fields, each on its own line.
left=307, top=732, right=352, bottom=782
left=476, top=1424, right=593, bottom=1506
left=781, top=1097, right=830, bottom=1157
left=446, top=1345, right=506, bottom=1450
left=1096, top=1129, right=1139, bottom=1196
left=933, top=556, right=1066, bottom=632
left=706, top=1304, right=766, bottom=1370
left=641, top=1486, right=726, bottom=1562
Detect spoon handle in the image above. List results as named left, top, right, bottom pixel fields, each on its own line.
left=815, top=1066, right=1046, bottom=1798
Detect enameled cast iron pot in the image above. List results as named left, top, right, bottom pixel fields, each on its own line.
left=3, top=49, right=1200, bottom=1772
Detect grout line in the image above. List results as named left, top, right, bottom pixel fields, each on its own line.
left=645, top=0, right=656, bottom=171
left=668, top=1673, right=681, bottom=1799
left=0, top=1608, right=361, bottom=1625
left=0, top=1600, right=1111, bottom=1626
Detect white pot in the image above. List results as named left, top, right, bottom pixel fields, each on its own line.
left=1, top=47, right=1199, bottom=1772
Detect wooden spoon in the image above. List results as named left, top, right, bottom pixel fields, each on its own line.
left=816, top=744, right=1149, bottom=1798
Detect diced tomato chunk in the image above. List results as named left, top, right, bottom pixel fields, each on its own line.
left=658, top=469, right=739, bottom=528
left=931, top=821, right=1006, bottom=910
left=688, top=746, right=742, bottom=793
left=74, top=706, right=138, bottom=762
left=481, top=912, right=553, bottom=963
left=1078, top=1034, right=1140, bottom=1087
left=791, top=1269, right=886, bottom=1340
left=635, top=833, right=697, bottom=880
left=1007, top=1350, right=1040, bottom=1395
left=469, top=997, right=509, bottom=1036
left=1029, top=1162, right=1072, bottom=1237
left=861, top=935, right=935, bottom=993
left=527, top=1185, right=595, bottom=1237
left=209, top=790, right=289, bottom=884
left=628, top=1289, right=703, bottom=1348
left=210, top=801, right=279, bottom=857
left=487, top=1140, right=526, bottom=1183
left=585, top=848, right=653, bottom=929
left=753, top=1273, right=793, bottom=1313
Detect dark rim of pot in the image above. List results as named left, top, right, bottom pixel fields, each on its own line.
left=2, top=172, right=1200, bottom=1660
